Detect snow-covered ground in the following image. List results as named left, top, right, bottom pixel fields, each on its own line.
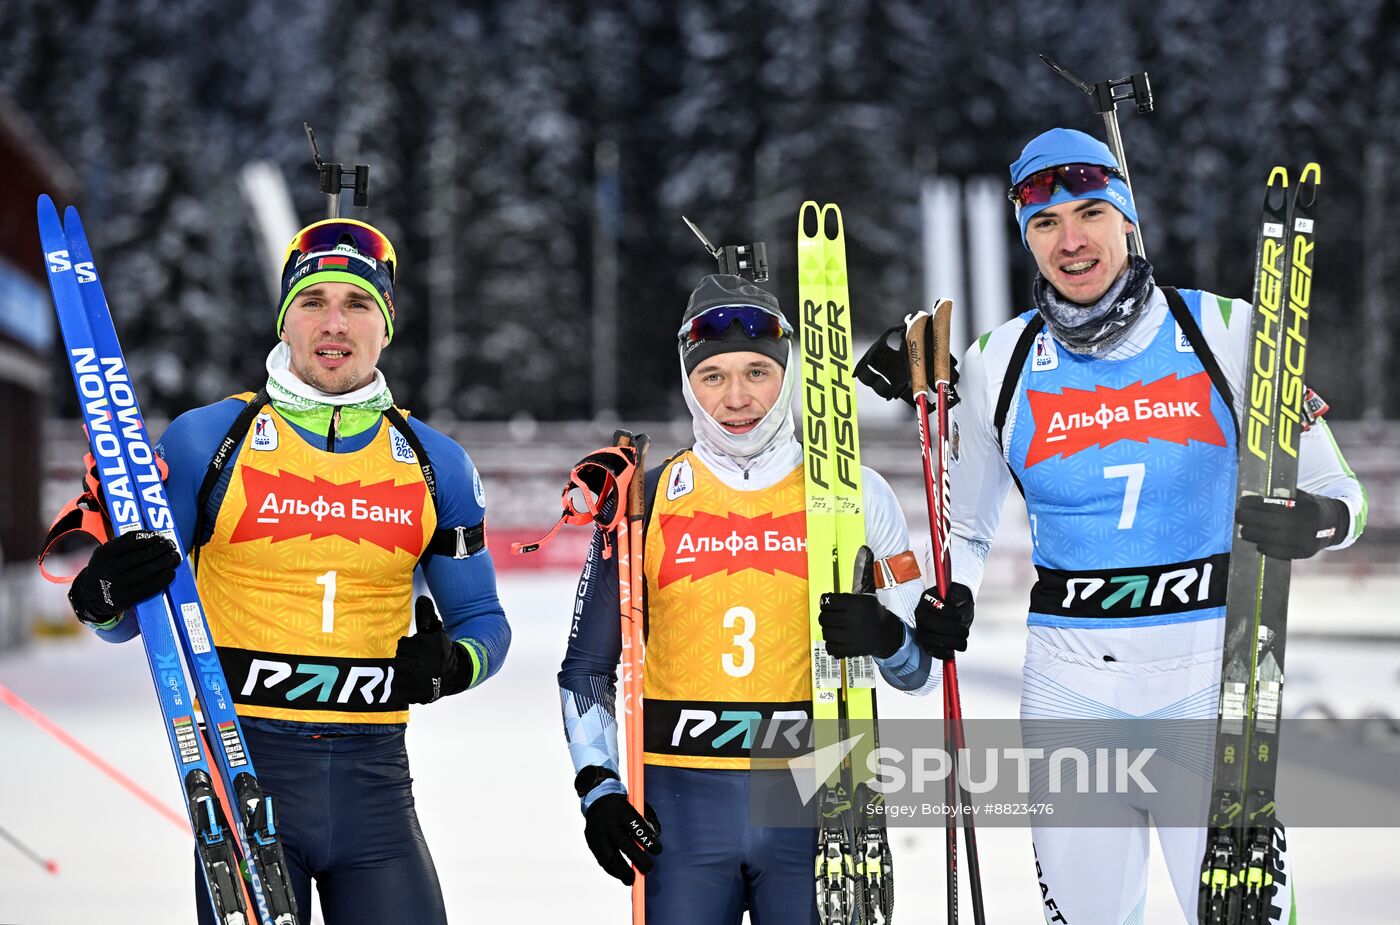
left=2, top=570, right=1396, bottom=923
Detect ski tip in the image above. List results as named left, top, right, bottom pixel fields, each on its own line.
left=799, top=201, right=821, bottom=238
left=819, top=203, right=843, bottom=241
left=36, top=193, right=60, bottom=227
left=1295, top=162, right=1322, bottom=211
left=63, top=204, right=84, bottom=234
left=1267, top=166, right=1289, bottom=188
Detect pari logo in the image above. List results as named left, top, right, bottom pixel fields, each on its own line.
left=71, top=347, right=174, bottom=533
left=242, top=659, right=396, bottom=705
left=1059, top=561, right=1218, bottom=614
left=671, top=708, right=811, bottom=754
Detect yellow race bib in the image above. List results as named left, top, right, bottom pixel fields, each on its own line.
left=642, top=451, right=810, bottom=769
left=197, top=402, right=435, bottom=724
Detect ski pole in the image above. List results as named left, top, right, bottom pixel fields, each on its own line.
left=906, top=304, right=985, bottom=924
left=1039, top=55, right=1154, bottom=259
left=615, top=431, right=650, bottom=925
left=0, top=821, right=58, bottom=875
left=0, top=681, right=187, bottom=831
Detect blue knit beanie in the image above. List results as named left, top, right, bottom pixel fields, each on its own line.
left=1010, top=128, right=1137, bottom=250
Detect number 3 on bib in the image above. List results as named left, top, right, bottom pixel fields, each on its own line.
left=722, top=606, right=757, bottom=678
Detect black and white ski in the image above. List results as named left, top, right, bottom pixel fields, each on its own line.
left=1199, top=164, right=1321, bottom=925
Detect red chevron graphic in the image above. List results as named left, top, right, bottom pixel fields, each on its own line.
left=656, top=509, right=808, bottom=587
left=230, top=468, right=425, bottom=554
left=1025, top=372, right=1226, bottom=467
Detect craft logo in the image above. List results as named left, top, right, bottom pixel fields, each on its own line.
left=1032, top=332, right=1058, bottom=371
left=251, top=413, right=278, bottom=451
left=231, top=468, right=425, bottom=553
left=1024, top=372, right=1225, bottom=467
left=656, top=509, right=807, bottom=586
left=666, top=459, right=695, bottom=501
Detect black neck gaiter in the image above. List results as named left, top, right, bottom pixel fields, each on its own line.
left=1033, top=255, right=1155, bottom=355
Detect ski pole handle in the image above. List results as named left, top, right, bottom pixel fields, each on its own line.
left=931, top=300, right=953, bottom=387
left=904, top=311, right=931, bottom=399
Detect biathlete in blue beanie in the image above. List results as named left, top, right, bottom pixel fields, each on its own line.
left=910, top=128, right=1366, bottom=923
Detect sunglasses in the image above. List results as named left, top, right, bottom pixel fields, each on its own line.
left=1008, top=163, right=1125, bottom=207
left=283, top=220, right=397, bottom=282
left=678, top=304, right=792, bottom=343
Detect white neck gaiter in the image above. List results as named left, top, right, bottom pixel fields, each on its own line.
left=264, top=342, right=391, bottom=411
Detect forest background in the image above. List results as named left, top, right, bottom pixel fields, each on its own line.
left=1, top=0, right=1396, bottom=424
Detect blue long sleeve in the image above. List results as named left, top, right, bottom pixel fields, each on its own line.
left=557, top=464, right=662, bottom=812
left=410, top=418, right=510, bottom=686
left=558, top=522, right=626, bottom=810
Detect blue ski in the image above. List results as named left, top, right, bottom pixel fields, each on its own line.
left=39, top=195, right=298, bottom=925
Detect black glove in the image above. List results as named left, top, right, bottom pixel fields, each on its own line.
left=855, top=321, right=959, bottom=408
left=581, top=779, right=662, bottom=886
left=914, top=582, right=975, bottom=661
left=819, top=592, right=905, bottom=659
left=1236, top=491, right=1350, bottom=560
left=68, top=531, right=180, bottom=624
left=392, top=596, right=474, bottom=704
